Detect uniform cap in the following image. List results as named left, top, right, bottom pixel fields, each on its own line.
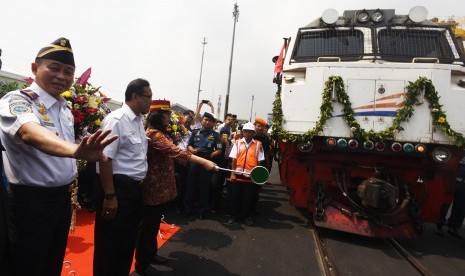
left=202, top=111, right=216, bottom=121
left=242, top=122, right=256, bottom=132
left=150, top=99, right=171, bottom=112
left=36, top=37, right=75, bottom=67
left=254, top=117, right=267, bottom=126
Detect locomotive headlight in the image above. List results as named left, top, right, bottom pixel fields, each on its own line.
left=391, top=142, right=402, bottom=152
left=298, top=141, right=313, bottom=152
left=415, top=144, right=426, bottom=153
left=371, top=10, right=384, bottom=23
left=364, top=141, right=374, bottom=150
left=432, top=147, right=451, bottom=164
left=326, top=138, right=337, bottom=147
left=356, top=10, right=370, bottom=23
left=403, top=143, right=414, bottom=153
left=337, top=138, right=347, bottom=148
left=348, top=139, right=359, bottom=149
left=408, top=6, right=428, bottom=23
left=375, top=141, right=385, bottom=151
left=321, top=8, right=339, bottom=25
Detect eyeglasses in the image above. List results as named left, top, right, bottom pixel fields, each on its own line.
left=137, top=93, right=152, bottom=99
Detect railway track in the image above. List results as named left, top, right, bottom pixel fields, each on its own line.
left=311, top=225, right=437, bottom=276
left=311, top=228, right=337, bottom=276
left=385, top=238, right=434, bottom=276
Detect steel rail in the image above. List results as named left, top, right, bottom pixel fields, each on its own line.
left=386, top=238, right=434, bottom=276
left=311, top=228, right=338, bottom=276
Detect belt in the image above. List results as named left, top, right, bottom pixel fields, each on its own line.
left=114, top=174, right=144, bottom=185
left=9, top=182, right=71, bottom=195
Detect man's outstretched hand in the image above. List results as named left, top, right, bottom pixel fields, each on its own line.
left=74, top=129, right=118, bottom=162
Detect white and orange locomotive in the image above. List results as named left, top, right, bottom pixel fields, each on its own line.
left=273, top=6, right=465, bottom=238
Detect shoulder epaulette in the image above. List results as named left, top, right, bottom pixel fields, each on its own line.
left=20, top=89, right=39, bottom=100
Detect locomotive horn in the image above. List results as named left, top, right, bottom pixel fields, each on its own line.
left=215, top=165, right=269, bottom=185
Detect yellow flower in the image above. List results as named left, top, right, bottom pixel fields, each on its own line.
left=61, top=90, right=72, bottom=98
left=172, top=124, right=178, bottom=132
left=94, top=118, right=101, bottom=126
left=437, top=117, right=446, bottom=124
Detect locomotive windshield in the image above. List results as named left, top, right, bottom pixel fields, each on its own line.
left=293, top=29, right=364, bottom=62
left=378, top=27, right=455, bottom=63
left=292, top=25, right=462, bottom=64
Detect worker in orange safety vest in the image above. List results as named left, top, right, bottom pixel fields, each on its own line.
left=227, top=122, right=265, bottom=226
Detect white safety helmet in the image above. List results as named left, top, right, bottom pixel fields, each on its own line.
left=242, top=122, right=256, bottom=132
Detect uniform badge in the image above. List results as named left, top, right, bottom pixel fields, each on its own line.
left=43, top=121, right=55, bottom=127
left=9, top=101, right=33, bottom=115
left=208, top=134, right=214, bottom=141
left=20, top=89, right=39, bottom=100
left=38, top=108, right=47, bottom=115
left=11, top=95, right=26, bottom=101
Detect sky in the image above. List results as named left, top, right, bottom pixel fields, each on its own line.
left=0, top=0, right=462, bottom=120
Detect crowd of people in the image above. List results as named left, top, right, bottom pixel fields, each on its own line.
left=0, top=37, right=274, bottom=276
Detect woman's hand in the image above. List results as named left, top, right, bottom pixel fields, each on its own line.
left=202, top=159, right=217, bottom=171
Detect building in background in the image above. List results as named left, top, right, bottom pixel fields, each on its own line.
left=172, top=102, right=193, bottom=114
left=0, top=70, right=29, bottom=98
left=106, top=99, right=123, bottom=111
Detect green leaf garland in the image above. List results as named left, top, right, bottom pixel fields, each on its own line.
left=272, top=76, right=465, bottom=147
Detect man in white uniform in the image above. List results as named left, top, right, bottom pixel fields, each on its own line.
left=94, top=78, right=153, bottom=276
left=0, top=37, right=117, bottom=276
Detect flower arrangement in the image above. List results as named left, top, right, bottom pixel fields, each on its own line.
left=167, top=112, right=189, bottom=145
left=61, top=81, right=111, bottom=142
left=60, top=68, right=111, bottom=232
left=272, top=76, right=465, bottom=147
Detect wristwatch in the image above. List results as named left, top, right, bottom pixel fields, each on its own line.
left=104, top=193, right=116, bottom=200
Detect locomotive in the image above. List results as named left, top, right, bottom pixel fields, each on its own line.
left=272, top=6, right=465, bottom=238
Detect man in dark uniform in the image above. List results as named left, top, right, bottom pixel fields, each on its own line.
left=437, top=152, right=465, bottom=238
left=185, top=112, right=221, bottom=219
left=448, top=172, right=465, bottom=237
left=0, top=37, right=117, bottom=276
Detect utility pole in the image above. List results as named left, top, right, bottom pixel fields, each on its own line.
left=196, top=37, right=207, bottom=109
left=217, top=95, right=222, bottom=116
left=224, top=2, right=239, bottom=118
left=249, top=95, right=254, bottom=121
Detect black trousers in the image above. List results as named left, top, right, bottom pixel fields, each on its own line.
left=210, top=171, right=225, bottom=212
left=174, top=163, right=187, bottom=211
left=184, top=163, right=212, bottom=215
left=230, top=181, right=258, bottom=220
left=93, top=174, right=143, bottom=276
left=7, top=184, right=71, bottom=276
left=448, top=181, right=465, bottom=229
left=135, top=203, right=167, bottom=272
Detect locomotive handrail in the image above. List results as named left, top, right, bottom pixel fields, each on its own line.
left=317, top=57, right=341, bottom=62
left=411, top=57, right=440, bottom=63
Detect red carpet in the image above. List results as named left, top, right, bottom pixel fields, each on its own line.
left=61, top=210, right=180, bottom=276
